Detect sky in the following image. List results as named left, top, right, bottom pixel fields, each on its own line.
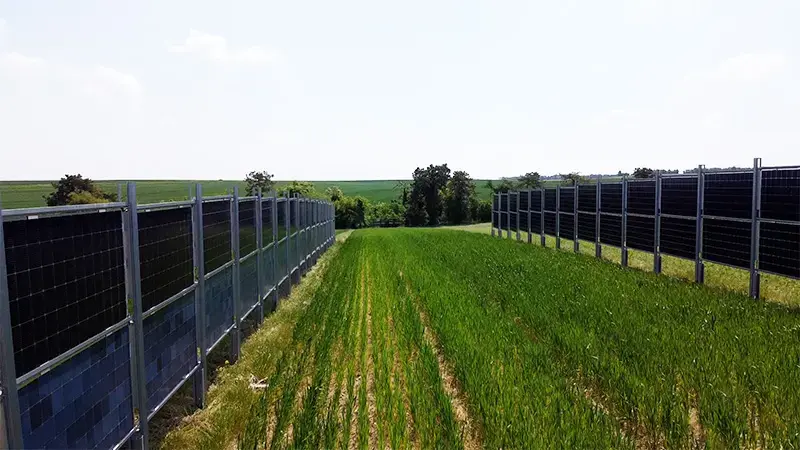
left=1, top=0, right=799, bottom=181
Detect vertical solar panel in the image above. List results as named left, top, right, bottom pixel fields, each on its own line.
left=509, top=194, right=518, bottom=231
left=559, top=188, right=575, bottom=212
left=600, top=183, right=622, bottom=214
left=660, top=217, right=696, bottom=259
left=761, top=169, right=799, bottom=222
left=760, top=222, right=800, bottom=278
left=578, top=185, right=596, bottom=212
left=204, top=265, right=234, bottom=351
left=626, top=216, right=654, bottom=252
left=704, top=172, right=753, bottom=219
left=543, top=212, right=556, bottom=236
left=143, top=291, right=196, bottom=413
left=203, top=200, right=232, bottom=274
left=661, top=177, right=697, bottom=217
left=703, top=219, right=751, bottom=268
left=530, top=212, right=542, bottom=234
left=530, top=190, right=542, bottom=212
left=600, top=215, right=622, bottom=247
left=544, top=189, right=557, bottom=211
left=18, top=328, right=133, bottom=449
left=4, top=212, right=126, bottom=377
left=138, top=208, right=193, bottom=312
left=577, top=213, right=597, bottom=242
left=240, top=252, right=259, bottom=316
left=238, top=200, right=257, bottom=257
left=559, top=213, right=574, bottom=239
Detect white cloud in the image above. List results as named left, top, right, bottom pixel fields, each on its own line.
left=707, top=53, right=787, bottom=82
left=168, top=29, right=277, bottom=65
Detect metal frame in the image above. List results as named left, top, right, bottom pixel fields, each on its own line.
left=527, top=190, right=533, bottom=244
left=191, top=184, right=207, bottom=409
left=750, top=157, right=763, bottom=299
left=0, top=197, right=23, bottom=449
left=621, top=176, right=629, bottom=267
left=573, top=185, right=579, bottom=253
left=654, top=171, right=662, bottom=273
left=515, top=191, right=521, bottom=241
left=255, top=189, right=264, bottom=322
left=230, top=187, right=241, bottom=363
left=271, top=192, right=279, bottom=309
left=595, top=178, right=602, bottom=258
left=555, top=185, right=561, bottom=249
left=695, top=165, right=706, bottom=283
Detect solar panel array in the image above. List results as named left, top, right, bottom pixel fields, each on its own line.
left=495, top=166, right=799, bottom=283
left=0, top=190, right=335, bottom=449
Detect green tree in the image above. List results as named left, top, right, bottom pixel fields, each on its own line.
left=471, top=199, right=492, bottom=223
left=444, top=171, right=476, bottom=225
left=404, top=183, right=428, bottom=226
left=633, top=167, right=655, bottom=179
left=278, top=181, right=316, bottom=198
left=485, top=178, right=516, bottom=194
left=408, top=164, right=450, bottom=226
left=334, top=195, right=369, bottom=229
left=560, top=173, right=587, bottom=186
left=517, top=172, right=542, bottom=189
left=325, top=186, right=344, bottom=202
left=244, top=170, right=274, bottom=196
left=44, top=174, right=116, bottom=206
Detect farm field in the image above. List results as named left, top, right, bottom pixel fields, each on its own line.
left=0, top=179, right=500, bottom=208
left=165, top=228, right=800, bottom=449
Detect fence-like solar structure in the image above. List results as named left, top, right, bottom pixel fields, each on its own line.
left=0, top=185, right=335, bottom=449
left=492, top=159, right=800, bottom=297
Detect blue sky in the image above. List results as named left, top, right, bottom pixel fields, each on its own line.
left=1, top=0, right=798, bottom=180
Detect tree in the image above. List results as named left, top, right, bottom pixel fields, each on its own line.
left=633, top=167, right=655, bottom=179
left=395, top=181, right=411, bottom=206
left=444, top=171, right=476, bottom=225
left=44, top=174, right=116, bottom=206
left=325, top=186, right=344, bottom=202
left=244, top=170, right=274, bottom=196
left=407, top=164, right=451, bottom=226
left=485, top=178, right=516, bottom=194
left=471, top=199, right=492, bottom=223
left=334, top=195, right=369, bottom=229
left=278, top=181, right=316, bottom=198
left=517, top=172, right=542, bottom=189
left=404, top=183, right=428, bottom=226
left=560, top=173, right=587, bottom=186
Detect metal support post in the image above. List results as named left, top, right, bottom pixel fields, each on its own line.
left=595, top=177, right=602, bottom=258
left=254, top=189, right=264, bottom=321
left=515, top=191, right=521, bottom=241
left=749, top=158, right=763, bottom=299
left=654, top=172, right=663, bottom=274
left=621, top=176, right=629, bottom=267
left=125, top=183, right=150, bottom=449
left=504, top=193, right=511, bottom=239
left=285, top=194, right=292, bottom=296
left=695, top=165, right=705, bottom=283
left=555, top=186, right=561, bottom=249
left=271, top=192, right=279, bottom=310
left=0, top=198, right=24, bottom=450
left=574, top=185, right=579, bottom=253
left=230, top=187, right=241, bottom=363
left=491, top=194, right=496, bottom=237
left=540, top=189, right=546, bottom=246
left=191, top=184, right=207, bottom=408
left=527, top=190, right=533, bottom=243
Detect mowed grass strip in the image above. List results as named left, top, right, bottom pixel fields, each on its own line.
left=373, top=228, right=800, bottom=448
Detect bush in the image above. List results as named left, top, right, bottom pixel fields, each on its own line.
left=44, top=174, right=116, bottom=206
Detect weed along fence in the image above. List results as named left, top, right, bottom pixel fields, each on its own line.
left=0, top=184, right=335, bottom=449
left=492, top=158, right=800, bottom=298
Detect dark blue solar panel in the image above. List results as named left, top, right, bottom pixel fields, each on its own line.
left=661, top=177, right=697, bottom=217
left=704, top=172, right=753, bottom=219
left=205, top=265, right=234, bottom=351
left=519, top=191, right=530, bottom=211
left=760, top=222, right=800, bottom=278
left=544, top=189, right=557, bottom=211
left=261, top=200, right=274, bottom=248
left=760, top=169, right=800, bottom=222
left=530, top=212, right=542, bottom=234
left=260, top=244, right=275, bottom=301
left=239, top=200, right=257, bottom=257
left=577, top=213, right=596, bottom=242
left=143, top=292, right=196, bottom=413
left=139, top=208, right=193, bottom=313
left=530, top=190, right=542, bottom=212
left=578, top=185, right=597, bottom=212
left=703, top=218, right=751, bottom=269
left=627, top=180, right=655, bottom=216
left=18, top=328, right=133, bottom=449
left=276, top=239, right=288, bottom=281
left=202, top=200, right=232, bottom=274
left=240, top=253, right=259, bottom=317
left=492, top=212, right=499, bottom=228
left=660, top=217, right=696, bottom=259
left=559, top=188, right=575, bottom=212
left=600, top=214, right=622, bottom=247
left=600, top=184, right=622, bottom=214
left=626, top=215, right=654, bottom=252
left=544, top=212, right=556, bottom=236
left=559, top=213, right=574, bottom=239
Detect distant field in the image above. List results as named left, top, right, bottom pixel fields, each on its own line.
left=0, top=179, right=499, bottom=209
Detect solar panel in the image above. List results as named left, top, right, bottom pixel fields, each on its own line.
left=599, top=214, right=622, bottom=247
left=704, top=172, right=753, bottom=219
left=627, top=180, right=655, bottom=216
left=703, top=218, right=751, bottom=269
left=239, top=200, right=257, bottom=257
left=760, top=222, right=800, bottom=278
left=138, top=208, right=193, bottom=312
left=626, top=215, right=654, bottom=252
left=660, top=217, right=696, bottom=259
left=661, top=177, right=697, bottom=217
left=577, top=213, right=597, bottom=242
left=600, top=183, right=622, bottom=214
left=761, top=169, right=800, bottom=222
left=578, top=185, right=596, bottom=212
left=202, top=200, right=232, bottom=274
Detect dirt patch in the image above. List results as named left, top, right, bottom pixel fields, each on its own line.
left=416, top=308, right=482, bottom=450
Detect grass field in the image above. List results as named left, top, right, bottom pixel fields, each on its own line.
left=0, top=179, right=499, bottom=209
left=165, top=228, right=800, bottom=449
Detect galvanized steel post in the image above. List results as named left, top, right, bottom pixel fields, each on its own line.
left=491, top=194, right=496, bottom=237
left=254, top=189, right=264, bottom=321
left=654, top=172, right=662, bottom=274
left=527, top=190, right=533, bottom=244
left=271, top=192, right=279, bottom=309
left=555, top=185, right=561, bottom=249
left=695, top=165, right=705, bottom=283
left=749, top=158, right=763, bottom=299
left=574, top=185, right=579, bottom=253
left=125, top=183, right=150, bottom=449
left=621, top=176, right=629, bottom=267
left=230, top=187, right=241, bottom=363
left=595, top=177, right=602, bottom=258
left=191, top=184, right=207, bottom=408
left=505, top=193, right=511, bottom=239
left=0, top=197, right=24, bottom=450
left=515, top=191, right=521, bottom=241
left=285, top=193, right=292, bottom=297
left=540, top=189, right=546, bottom=246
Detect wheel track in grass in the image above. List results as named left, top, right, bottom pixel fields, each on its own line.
left=364, top=261, right=379, bottom=450
left=388, top=307, right=418, bottom=448
left=400, top=274, right=482, bottom=450
left=347, top=262, right=367, bottom=450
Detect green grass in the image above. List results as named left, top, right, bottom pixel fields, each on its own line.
left=166, top=228, right=800, bottom=449
left=0, top=179, right=500, bottom=209
left=448, top=222, right=800, bottom=307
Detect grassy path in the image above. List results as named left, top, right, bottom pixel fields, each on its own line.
left=168, top=228, right=800, bottom=449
